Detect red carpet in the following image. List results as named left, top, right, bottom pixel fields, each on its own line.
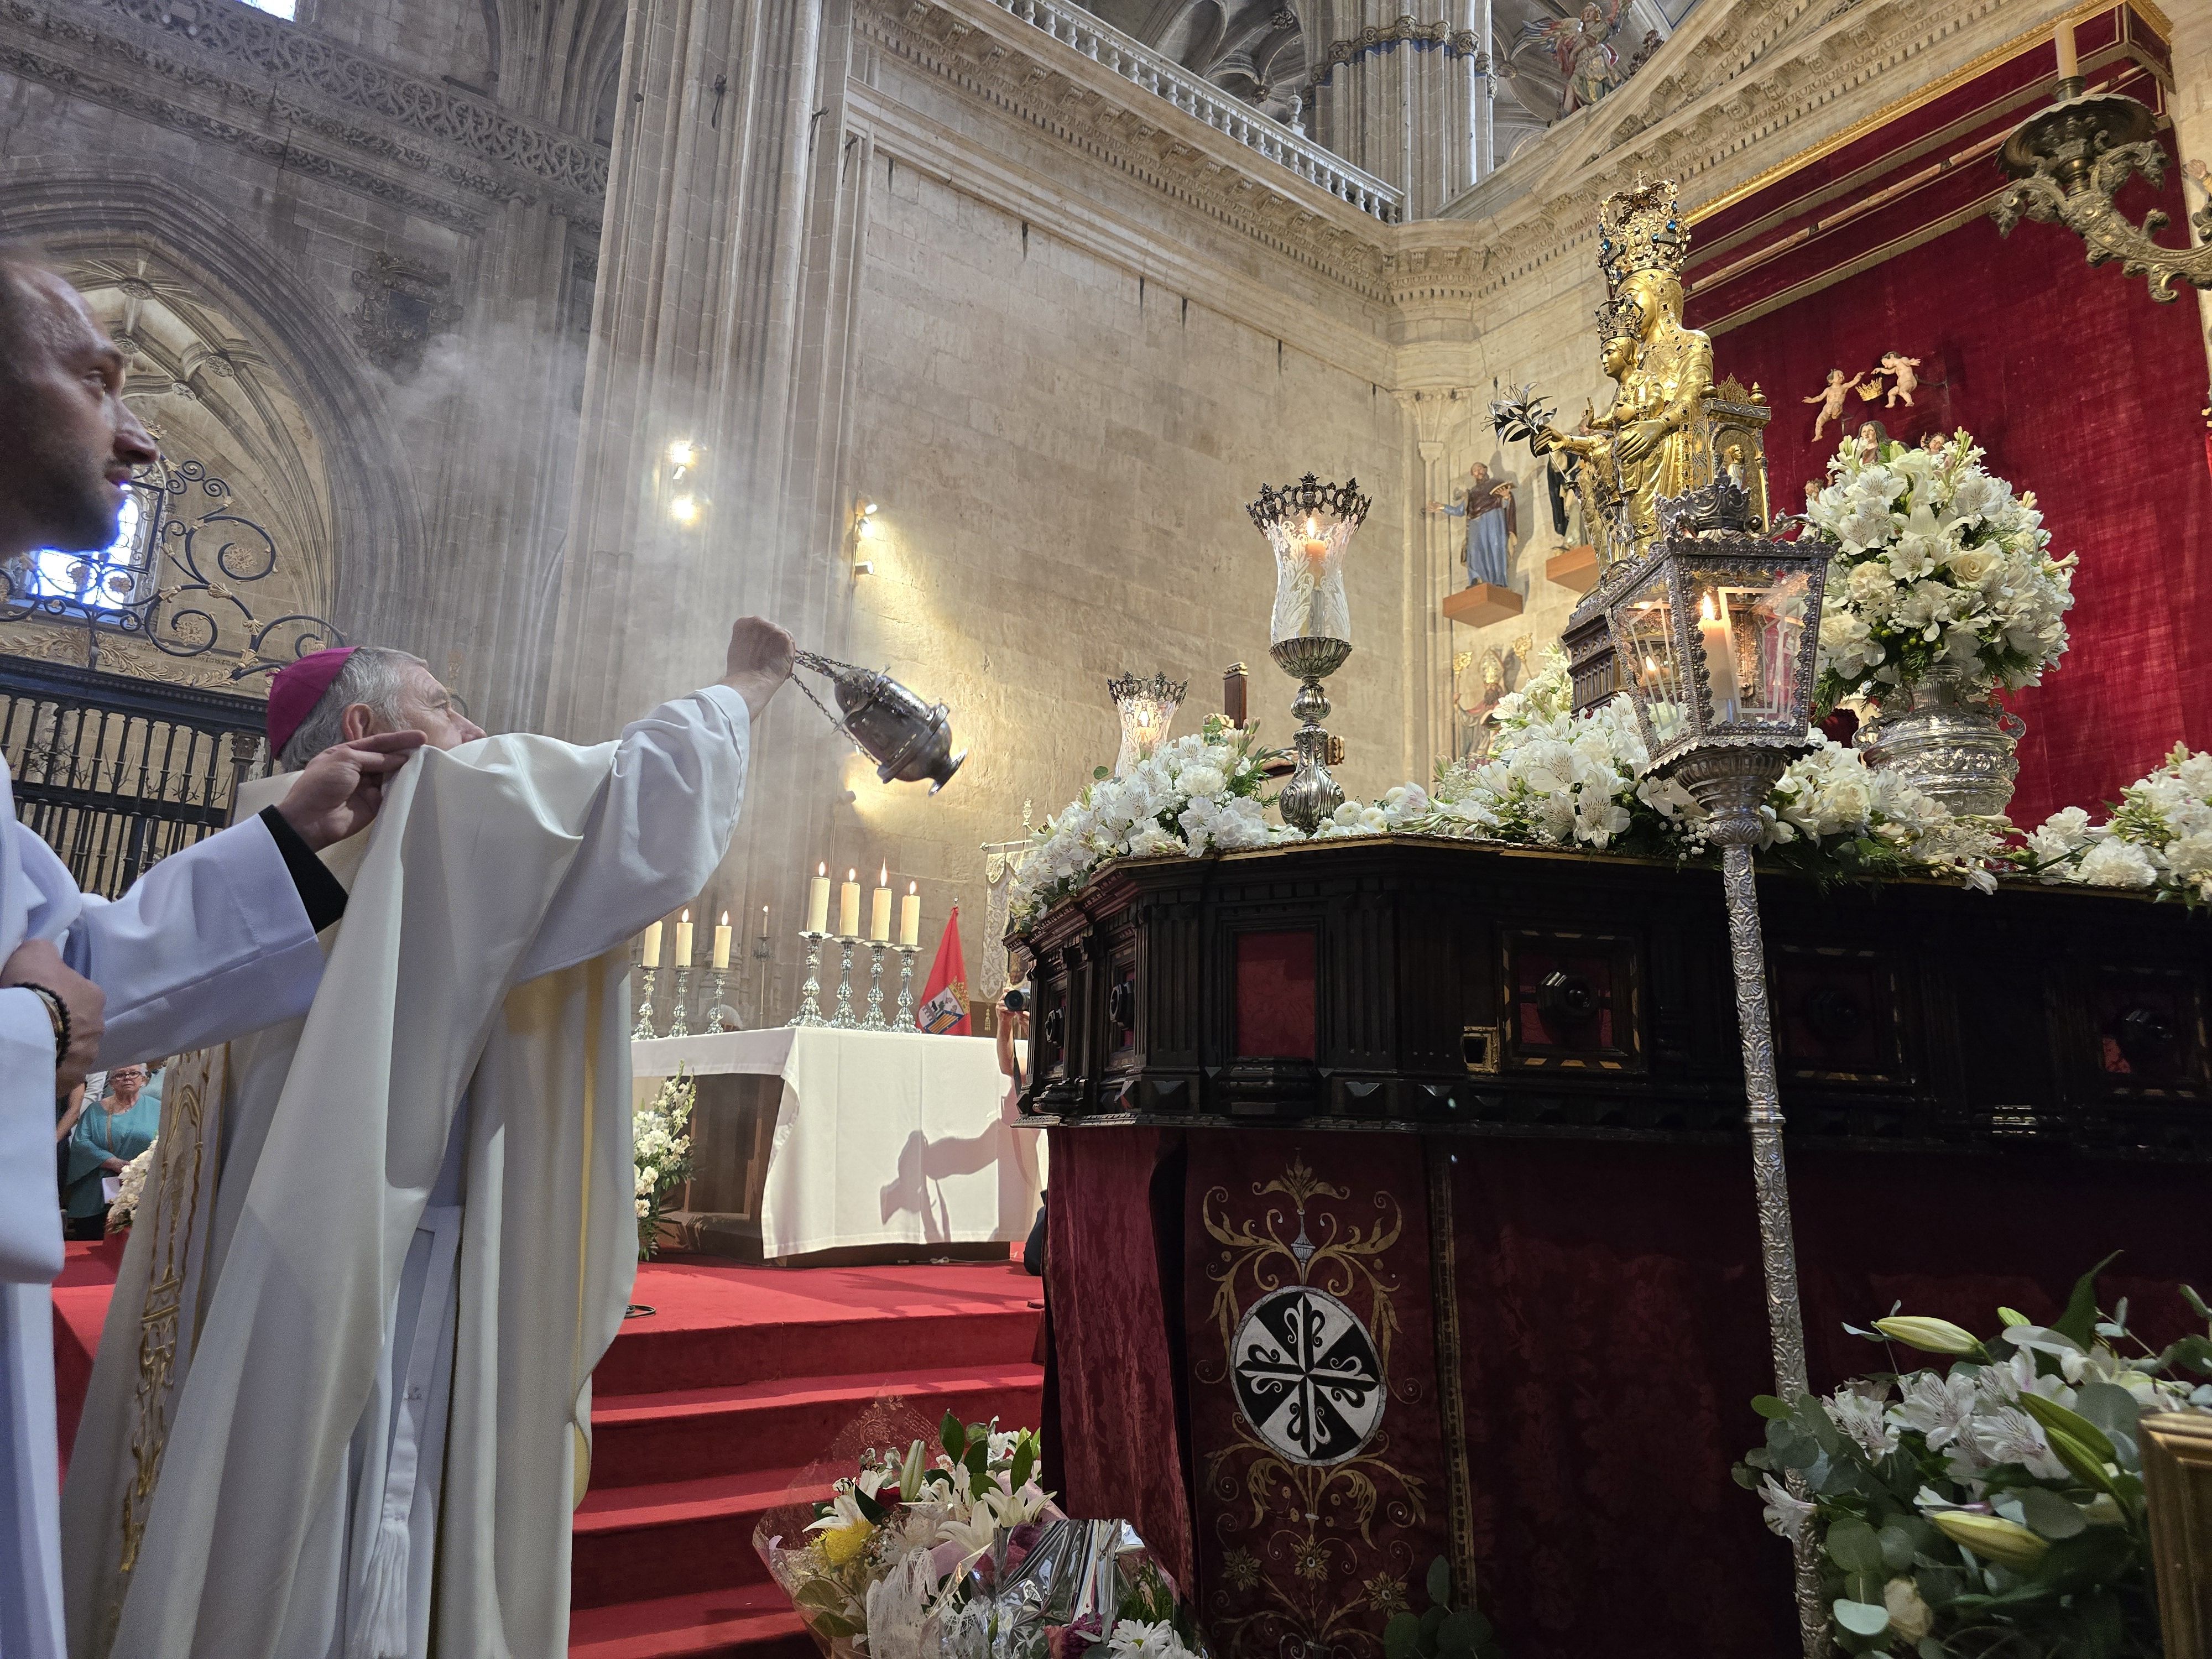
left=51, top=1243, right=1045, bottom=1659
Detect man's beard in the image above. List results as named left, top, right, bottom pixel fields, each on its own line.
left=16, top=427, right=121, bottom=552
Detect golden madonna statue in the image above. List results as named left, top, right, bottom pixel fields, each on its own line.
left=1532, top=175, right=1766, bottom=566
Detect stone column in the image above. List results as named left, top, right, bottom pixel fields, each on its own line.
left=549, top=0, right=872, bottom=1015
left=1306, top=0, right=1483, bottom=220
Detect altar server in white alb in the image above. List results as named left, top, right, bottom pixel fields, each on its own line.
left=0, top=249, right=423, bottom=1659
left=0, top=253, right=422, bottom=1659
left=63, top=618, right=794, bottom=1659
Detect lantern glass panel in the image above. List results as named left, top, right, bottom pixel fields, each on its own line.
left=1618, top=586, right=1689, bottom=742
left=1691, top=567, right=1813, bottom=730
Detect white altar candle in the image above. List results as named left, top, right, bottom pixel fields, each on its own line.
left=1697, top=591, right=1741, bottom=722
left=2054, top=19, right=2079, bottom=80
left=640, top=918, right=662, bottom=967
left=674, top=907, right=695, bottom=966
left=712, top=911, right=732, bottom=971
left=899, top=881, right=920, bottom=948
left=838, top=869, right=861, bottom=937
left=806, top=863, right=831, bottom=933
left=869, top=863, right=893, bottom=942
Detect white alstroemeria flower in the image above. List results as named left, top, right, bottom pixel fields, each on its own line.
left=1824, top=1384, right=1900, bottom=1460
left=1759, top=1475, right=1816, bottom=1542
left=1889, top=1369, right=1979, bottom=1451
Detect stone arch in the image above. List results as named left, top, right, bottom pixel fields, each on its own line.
left=0, top=174, right=432, bottom=646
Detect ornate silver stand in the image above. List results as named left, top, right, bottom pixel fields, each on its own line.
left=830, top=938, right=859, bottom=1029
left=632, top=966, right=658, bottom=1041
left=861, top=943, right=890, bottom=1030
left=667, top=967, right=692, bottom=1038
left=787, top=931, right=828, bottom=1027
left=1269, top=635, right=1352, bottom=833
left=706, top=968, right=732, bottom=1034
left=1859, top=670, right=2025, bottom=818
left=752, top=931, right=773, bottom=1027
left=1674, top=749, right=1822, bottom=1657
left=894, top=944, right=920, bottom=1029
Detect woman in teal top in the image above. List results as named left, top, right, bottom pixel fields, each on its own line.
left=64, top=1062, right=161, bottom=1239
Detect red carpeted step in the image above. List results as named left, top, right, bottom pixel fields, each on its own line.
left=591, top=1364, right=1044, bottom=1488
left=567, top=1585, right=816, bottom=1659
left=597, top=1308, right=1041, bottom=1397
left=572, top=1464, right=830, bottom=1607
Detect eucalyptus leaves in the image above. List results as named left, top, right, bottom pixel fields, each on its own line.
left=1735, top=1262, right=2212, bottom=1658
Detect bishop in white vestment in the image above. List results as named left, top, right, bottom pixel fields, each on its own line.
left=62, top=627, right=787, bottom=1659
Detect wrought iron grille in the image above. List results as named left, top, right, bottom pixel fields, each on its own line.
left=0, top=655, right=271, bottom=899
left=1, top=458, right=342, bottom=681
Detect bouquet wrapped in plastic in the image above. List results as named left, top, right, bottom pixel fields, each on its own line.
left=754, top=1401, right=1204, bottom=1659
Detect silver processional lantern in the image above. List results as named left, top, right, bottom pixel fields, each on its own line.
left=1602, top=476, right=1833, bottom=1655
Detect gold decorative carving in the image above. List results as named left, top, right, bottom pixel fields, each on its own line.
left=2142, top=1410, right=2212, bottom=1659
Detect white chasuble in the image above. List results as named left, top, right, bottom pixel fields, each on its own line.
left=1, top=760, right=325, bottom=1659
left=61, top=688, right=750, bottom=1659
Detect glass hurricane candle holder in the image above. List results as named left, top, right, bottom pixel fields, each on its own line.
left=1246, top=474, right=1370, bottom=833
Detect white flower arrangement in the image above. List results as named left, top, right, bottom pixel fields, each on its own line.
left=1738, top=1270, right=2212, bottom=1656
left=2018, top=743, right=2212, bottom=902
left=1806, top=430, right=2076, bottom=707
left=633, top=1065, right=696, bottom=1261
left=107, top=1141, right=155, bottom=1232
left=1010, top=717, right=1288, bottom=925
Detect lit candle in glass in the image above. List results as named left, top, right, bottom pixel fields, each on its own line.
left=805, top=863, right=830, bottom=933
left=869, top=863, right=893, bottom=942
left=640, top=918, right=662, bottom=967
left=674, top=907, right=695, bottom=966
left=899, top=881, right=920, bottom=948
left=838, top=869, right=861, bottom=937
left=1697, top=591, right=1741, bottom=723
left=1301, top=512, right=1329, bottom=568
left=712, top=910, right=732, bottom=971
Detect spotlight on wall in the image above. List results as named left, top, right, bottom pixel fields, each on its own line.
left=666, top=440, right=707, bottom=526
left=852, top=498, right=880, bottom=576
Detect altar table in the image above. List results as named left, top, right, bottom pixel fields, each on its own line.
left=633, top=1027, right=1044, bottom=1262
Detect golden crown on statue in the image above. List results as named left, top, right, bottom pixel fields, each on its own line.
left=1598, top=174, right=1689, bottom=293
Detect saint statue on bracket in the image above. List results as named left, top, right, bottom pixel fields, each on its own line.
left=1427, top=463, right=1517, bottom=590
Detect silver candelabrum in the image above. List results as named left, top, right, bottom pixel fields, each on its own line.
left=894, top=943, right=920, bottom=1029
left=705, top=967, right=732, bottom=1034
left=788, top=930, right=828, bottom=1027
left=1269, top=635, right=1352, bottom=833
left=632, top=964, right=659, bottom=1041
left=829, top=937, right=860, bottom=1029
left=667, top=966, right=692, bottom=1037
left=862, top=942, right=890, bottom=1030
left=752, top=928, right=773, bottom=1027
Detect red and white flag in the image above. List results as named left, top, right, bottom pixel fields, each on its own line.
left=916, top=905, right=971, bottom=1034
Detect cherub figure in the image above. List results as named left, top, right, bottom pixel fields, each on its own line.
left=1803, top=368, right=1863, bottom=442
left=1878, top=352, right=1922, bottom=408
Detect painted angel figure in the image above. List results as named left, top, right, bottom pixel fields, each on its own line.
left=1523, top=0, right=1624, bottom=117
left=1803, top=367, right=1864, bottom=442
left=1879, top=352, right=1922, bottom=407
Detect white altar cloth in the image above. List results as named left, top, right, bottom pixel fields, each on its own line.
left=632, top=1027, right=1044, bottom=1260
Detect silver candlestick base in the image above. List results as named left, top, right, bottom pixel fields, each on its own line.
left=894, top=944, right=920, bottom=1029
left=667, top=967, right=692, bottom=1037
left=862, top=942, right=890, bottom=1030
left=830, top=938, right=859, bottom=1029
left=788, top=931, right=828, bottom=1027
left=1269, top=635, right=1352, bottom=833
left=632, top=966, right=659, bottom=1041
left=706, top=967, right=731, bottom=1034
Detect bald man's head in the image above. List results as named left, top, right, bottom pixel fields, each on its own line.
left=0, top=251, right=159, bottom=562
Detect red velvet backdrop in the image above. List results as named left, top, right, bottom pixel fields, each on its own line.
left=1683, top=12, right=2212, bottom=824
